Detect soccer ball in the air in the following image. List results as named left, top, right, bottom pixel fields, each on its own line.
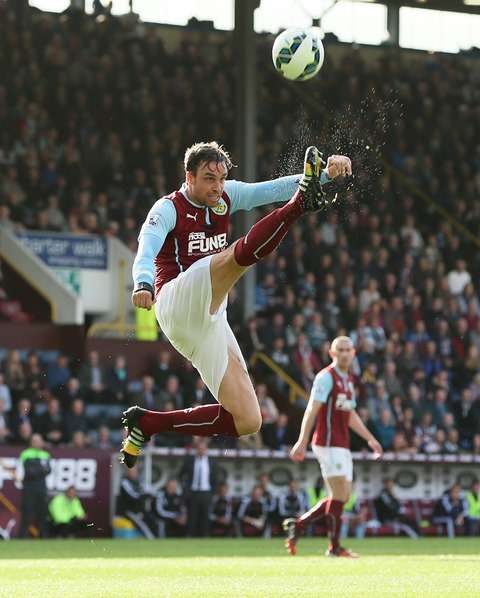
left=272, top=28, right=324, bottom=82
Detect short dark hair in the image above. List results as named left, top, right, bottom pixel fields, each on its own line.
left=184, top=141, right=233, bottom=174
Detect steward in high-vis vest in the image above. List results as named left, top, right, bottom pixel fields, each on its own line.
left=19, top=434, right=51, bottom=538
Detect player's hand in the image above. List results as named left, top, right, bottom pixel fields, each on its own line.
left=289, top=441, right=307, bottom=462
left=132, top=290, right=155, bottom=310
left=368, top=438, right=383, bottom=460
left=326, top=155, right=352, bottom=179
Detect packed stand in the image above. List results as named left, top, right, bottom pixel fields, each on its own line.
left=0, top=6, right=479, bottom=455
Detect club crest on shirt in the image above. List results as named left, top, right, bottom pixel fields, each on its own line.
left=211, top=198, right=228, bottom=216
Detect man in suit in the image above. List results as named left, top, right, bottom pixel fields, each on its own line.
left=179, top=438, right=217, bottom=537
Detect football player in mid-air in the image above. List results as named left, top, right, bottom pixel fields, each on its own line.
left=284, top=335, right=383, bottom=557
left=120, top=142, right=352, bottom=467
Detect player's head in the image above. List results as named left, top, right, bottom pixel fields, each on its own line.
left=184, top=141, right=233, bottom=208
left=329, top=336, right=355, bottom=370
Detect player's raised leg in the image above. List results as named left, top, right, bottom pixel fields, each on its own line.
left=120, top=147, right=327, bottom=466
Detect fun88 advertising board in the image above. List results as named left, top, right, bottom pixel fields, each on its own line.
left=0, top=447, right=112, bottom=537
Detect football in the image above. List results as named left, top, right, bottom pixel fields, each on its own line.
left=272, top=28, right=324, bottom=81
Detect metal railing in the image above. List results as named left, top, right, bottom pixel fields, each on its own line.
left=249, top=351, right=308, bottom=405
left=385, top=163, right=480, bottom=249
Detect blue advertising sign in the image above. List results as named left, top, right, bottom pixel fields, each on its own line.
left=17, top=232, right=108, bottom=270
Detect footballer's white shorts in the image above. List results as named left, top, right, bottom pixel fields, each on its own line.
left=312, top=445, right=353, bottom=482
left=155, top=255, right=247, bottom=399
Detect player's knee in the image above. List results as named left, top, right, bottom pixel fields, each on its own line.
left=235, top=411, right=262, bottom=436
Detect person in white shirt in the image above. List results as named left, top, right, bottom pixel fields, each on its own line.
left=447, top=260, right=472, bottom=295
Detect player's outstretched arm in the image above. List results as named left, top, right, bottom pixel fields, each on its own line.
left=348, top=410, right=383, bottom=459
left=290, top=396, right=321, bottom=462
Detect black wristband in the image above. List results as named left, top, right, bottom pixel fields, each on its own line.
left=134, top=282, right=154, bottom=298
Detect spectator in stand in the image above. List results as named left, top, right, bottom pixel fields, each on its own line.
left=133, top=375, right=162, bottom=411
left=79, top=351, right=107, bottom=403
left=416, top=412, right=437, bottom=453
left=24, top=351, right=45, bottom=399
left=3, top=350, right=25, bottom=398
left=63, top=398, right=89, bottom=443
left=422, top=428, right=446, bottom=455
left=35, top=397, right=63, bottom=445
left=431, top=389, right=449, bottom=427
left=383, top=361, right=404, bottom=400
left=447, top=260, right=471, bottom=296
left=391, top=430, right=417, bottom=454
left=374, top=479, right=419, bottom=538
left=159, top=375, right=184, bottom=410
left=473, top=434, right=480, bottom=456
left=9, top=398, right=32, bottom=442
left=237, top=485, right=268, bottom=537
left=46, top=354, right=71, bottom=393
left=262, top=413, right=295, bottom=451
left=0, top=398, right=10, bottom=443
left=71, top=430, right=89, bottom=449
left=432, top=484, right=468, bottom=539
left=269, top=336, right=297, bottom=392
left=209, top=483, right=235, bottom=537
left=465, top=480, right=480, bottom=536
left=0, top=373, right=12, bottom=412
left=374, top=409, right=396, bottom=451
left=93, top=425, right=114, bottom=450
left=256, top=383, right=279, bottom=427
left=59, top=377, right=84, bottom=407
left=444, top=428, right=460, bottom=454
left=107, top=355, right=129, bottom=403
left=453, top=388, right=478, bottom=449
left=155, top=479, right=187, bottom=538
left=190, top=377, right=215, bottom=407
left=367, top=380, right=392, bottom=423
left=152, top=350, right=177, bottom=389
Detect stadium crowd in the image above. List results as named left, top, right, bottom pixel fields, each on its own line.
left=0, top=5, right=479, bottom=457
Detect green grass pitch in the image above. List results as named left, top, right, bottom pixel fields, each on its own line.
left=1, top=538, right=479, bottom=597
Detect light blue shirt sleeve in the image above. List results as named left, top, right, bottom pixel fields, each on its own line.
left=226, top=171, right=332, bottom=214
left=311, top=370, right=333, bottom=404
left=132, top=198, right=177, bottom=287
